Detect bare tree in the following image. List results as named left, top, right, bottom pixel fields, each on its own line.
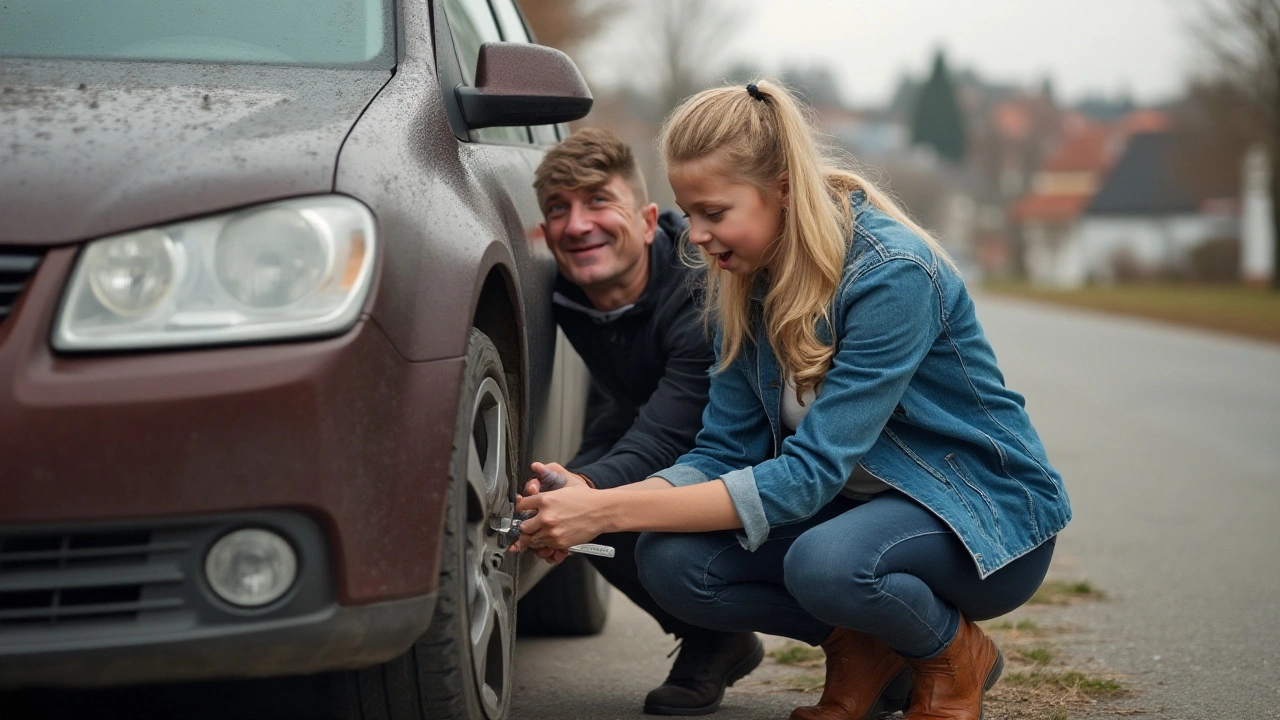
left=644, top=0, right=743, bottom=118
left=515, top=0, right=625, bottom=58
left=569, top=0, right=744, bottom=211
left=1172, top=78, right=1267, bottom=199
left=1193, top=0, right=1280, bottom=287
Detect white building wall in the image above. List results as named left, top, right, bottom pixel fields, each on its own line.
left=1024, top=222, right=1087, bottom=288
left=1076, top=215, right=1239, bottom=283
left=1023, top=223, right=1055, bottom=285
left=1242, top=144, right=1275, bottom=283
left=1055, top=230, right=1087, bottom=287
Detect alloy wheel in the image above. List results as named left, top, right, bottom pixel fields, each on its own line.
left=463, top=376, right=516, bottom=719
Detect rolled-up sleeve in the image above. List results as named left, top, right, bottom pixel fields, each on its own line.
left=718, top=467, right=770, bottom=549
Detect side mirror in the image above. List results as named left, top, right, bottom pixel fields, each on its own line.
left=456, top=42, right=593, bottom=129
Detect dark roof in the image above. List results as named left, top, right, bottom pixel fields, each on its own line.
left=1086, top=133, right=1200, bottom=215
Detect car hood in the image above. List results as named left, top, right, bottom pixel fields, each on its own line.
left=0, top=60, right=391, bottom=245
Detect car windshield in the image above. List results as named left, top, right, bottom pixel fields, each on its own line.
left=0, top=0, right=395, bottom=68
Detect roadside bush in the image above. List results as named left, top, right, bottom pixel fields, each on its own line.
left=1186, top=237, right=1241, bottom=283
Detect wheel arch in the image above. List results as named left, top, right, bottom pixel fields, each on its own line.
left=472, top=265, right=525, bottom=406
left=470, top=261, right=527, bottom=506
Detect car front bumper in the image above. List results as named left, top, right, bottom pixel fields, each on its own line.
left=0, top=246, right=462, bottom=687
left=0, top=512, right=435, bottom=689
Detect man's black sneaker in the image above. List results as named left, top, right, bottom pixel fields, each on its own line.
left=643, top=631, right=765, bottom=716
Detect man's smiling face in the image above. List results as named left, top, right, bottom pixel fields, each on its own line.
left=540, top=175, right=656, bottom=301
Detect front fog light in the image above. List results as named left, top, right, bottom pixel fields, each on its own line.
left=205, top=529, right=298, bottom=608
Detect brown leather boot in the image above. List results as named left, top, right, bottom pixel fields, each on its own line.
left=905, top=615, right=1004, bottom=720
left=789, top=628, right=913, bottom=720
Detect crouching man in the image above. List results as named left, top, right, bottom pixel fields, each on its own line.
left=526, top=128, right=762, bottom=716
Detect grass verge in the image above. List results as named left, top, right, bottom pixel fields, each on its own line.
left=981, top=281, right=1280, bottom=343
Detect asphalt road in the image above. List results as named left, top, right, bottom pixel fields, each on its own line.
left=971, top=294, right=1280, bottom=719
left=511, top=294, right=1280, bottom=720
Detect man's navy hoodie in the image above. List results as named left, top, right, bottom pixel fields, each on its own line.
left=552, top=211, right=714, bottom=489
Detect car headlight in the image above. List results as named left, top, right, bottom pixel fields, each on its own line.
left=86, top=229, right=179, bottom=317
left=53, top=196, right=376, bottom=351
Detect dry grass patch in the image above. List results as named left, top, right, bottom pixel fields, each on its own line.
left=982, top=619, right=1049, bottom=637
left=754, top=580, right=1129, bottom=718
left=1001, top=670, right=1125, bottom=697
left=1014, top=646, right=1056, bottom=666
left=768, top=642, right=825, bottom=666
left=1029, top=579, right=1105, bottom=605
left=982, top=611, right=1131, bottom=720
left=985, top=666, right=1129, bottom=719
left=777, top=672, right=827, bottom=693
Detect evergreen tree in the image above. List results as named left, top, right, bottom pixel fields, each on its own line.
left=910, top=51, right=967, bottom=163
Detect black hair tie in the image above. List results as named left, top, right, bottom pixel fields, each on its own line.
left=746, top=83, right=765, bottom=101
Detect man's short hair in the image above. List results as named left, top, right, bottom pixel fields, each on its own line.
left=534, top=127, right=649, bottom=208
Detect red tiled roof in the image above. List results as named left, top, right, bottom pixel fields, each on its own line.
left=1041, top=126, right=1114, bottom=173
left=1010, top=193, right=1093, bottom=224
left=1120, top=109, right=1171, bottom=135
left=1008, top=108, right=1175, bottom=225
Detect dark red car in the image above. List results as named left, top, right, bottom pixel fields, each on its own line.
left=0, top=1, right=604, bottom=717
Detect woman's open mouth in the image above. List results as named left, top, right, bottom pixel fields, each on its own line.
left=715, top=250, right=733, bottom=269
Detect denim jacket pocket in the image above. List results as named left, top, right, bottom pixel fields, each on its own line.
left=884, top=428, right=987, bottom=535
left=944, top=453, right=1003, bottom=544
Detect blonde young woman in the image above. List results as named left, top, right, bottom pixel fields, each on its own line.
left=511, top=80, right=1071, bottom=720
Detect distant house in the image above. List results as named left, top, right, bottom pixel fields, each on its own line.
left=965, top=91, right=1064, bottom=277
left=1007, top=110, right=1238, bottom=287
left=1076, top=132, right=1239, bottom=284
left=1010, top=120, right=1117, bottom=286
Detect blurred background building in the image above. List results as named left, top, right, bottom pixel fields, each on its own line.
left=516, top=0, right=1280, bottom=291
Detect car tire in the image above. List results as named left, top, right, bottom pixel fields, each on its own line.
left=327, top=328, right=520, bottom=720
left=517, top=555, right=609, bottom=636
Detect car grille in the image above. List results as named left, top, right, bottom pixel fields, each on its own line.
left=0, top=530, right=189, bottom=627
left=0, top=248, right=43, bottom=326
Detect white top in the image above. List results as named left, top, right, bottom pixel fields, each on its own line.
left=782, top=374, right=889, bottom=498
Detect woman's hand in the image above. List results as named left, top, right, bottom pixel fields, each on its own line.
left=509, top=485, right=610, bottom=552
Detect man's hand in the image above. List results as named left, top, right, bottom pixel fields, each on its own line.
left=523, top=461, right=592, bottom=497
left=513, top=462, right=591, bottom=563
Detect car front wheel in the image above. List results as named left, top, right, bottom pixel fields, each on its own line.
left=330, top=328, right=519, bottom=720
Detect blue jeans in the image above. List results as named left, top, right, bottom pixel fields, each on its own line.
left=636, top=491, right=1056, bottom=659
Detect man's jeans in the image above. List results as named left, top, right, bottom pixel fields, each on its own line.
left=636, top=491, right=1056, bottom=659
left=587, top=531, right=707, bottom=638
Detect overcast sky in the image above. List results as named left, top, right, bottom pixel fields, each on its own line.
left=584, top=0, right=1208, bottom=107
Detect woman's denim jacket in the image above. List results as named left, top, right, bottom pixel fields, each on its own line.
left=655, top=191, right=1071, bottom=578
